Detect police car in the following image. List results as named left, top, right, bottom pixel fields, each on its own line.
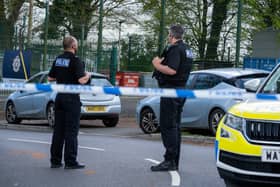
left=5, top=71, right=121, bottom=127
left=216, top=64, right=280, bottom=186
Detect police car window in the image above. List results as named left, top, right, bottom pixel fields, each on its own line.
left=193, top=74, right=221, bottom=90
left=91, top=78, right=112, bottom=87
left=41, top=74, right=49, bottom=83
left=27, top=74, right=42, bottom=83
left=262, top=67, right=280, bottom=94
left=234, top=78, right=252, bottom=89
left=186, top=74, right=194, bottom=89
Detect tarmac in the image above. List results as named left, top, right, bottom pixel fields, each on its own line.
left=0, top=96, right=215, bottom=145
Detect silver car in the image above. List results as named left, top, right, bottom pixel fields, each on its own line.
left=5, top=71, right=121, bottom=127
left=136, top=68, right=269, bottom=135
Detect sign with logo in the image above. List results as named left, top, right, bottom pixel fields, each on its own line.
left=243, top=57, right=279, bottom=71
left=2, top=50, right=31, bottom=79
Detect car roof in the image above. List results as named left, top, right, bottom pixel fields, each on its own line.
left=191, top=68, right=269, bottom=79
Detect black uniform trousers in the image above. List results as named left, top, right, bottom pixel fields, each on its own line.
left=50, top=93, right=81, bottom=166
left=160, top=95, right=186, bottom=167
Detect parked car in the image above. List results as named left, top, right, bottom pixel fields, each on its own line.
left=136, top=68, right=269, bottom=135
left=216, top=64, right=280, bottom=186
left=5, top=71, right=121, bottom=127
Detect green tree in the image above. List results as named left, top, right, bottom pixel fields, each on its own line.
left=139, top=0, right=234, bottom=61
left=121, top=34, right=157, bottom=71
left=171, top=0, right=210, bottom=60
left=245, top=0, right=280, bottom=30
left=206, top=0, right=231, bottom=60
left=0, top=0, right=25, bottom=50
left=36, top=0, right=132, bottom=40
left=236, top=0, right=280, bottom=57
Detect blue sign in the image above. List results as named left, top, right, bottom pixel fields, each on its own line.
left=2, top=50, right=31, bottom=79
left=243, top=57, right=279, bottom=71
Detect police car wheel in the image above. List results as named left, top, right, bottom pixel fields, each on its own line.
left=47, top=103, right=55, bottom=128
left=5, top=102, right=21, bottom=124
left=102, top=117, right=119, bottom=127
left=209, top=108, right=225, bottom=136
left=140, top=108, right=159, bottom=134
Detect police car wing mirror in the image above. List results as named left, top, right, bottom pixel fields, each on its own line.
left=244, top=78, right=261, bottom=93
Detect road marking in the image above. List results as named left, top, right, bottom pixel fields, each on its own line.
left=84, top=133, right=134, bottom=138
left=8, top=138, right=50, bottom=145
left=8, top=138, right=105, bottom=152
left=79, top=146, right=105, bottom=152
left=145, top=158, right=181, bottom=186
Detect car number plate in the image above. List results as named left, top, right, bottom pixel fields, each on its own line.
left=261, top=147, right=280, bottom=163
left=86, top=106, right=105, bottom=112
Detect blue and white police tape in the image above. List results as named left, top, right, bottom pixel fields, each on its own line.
left=0, top=82, right=279, bottom=100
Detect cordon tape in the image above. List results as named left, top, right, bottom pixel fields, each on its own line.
left=0, top=82, right=279, bottom=100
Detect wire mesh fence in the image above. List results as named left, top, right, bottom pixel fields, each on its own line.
left=0, top=29, right=237, bottom=98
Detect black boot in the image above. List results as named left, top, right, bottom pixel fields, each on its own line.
left=50, top=163, right=63, bottom=168
left=151, top=160, right=177, bottom=172
left=64, top=163, right=85, bottom=169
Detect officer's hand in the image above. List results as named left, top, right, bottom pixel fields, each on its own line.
left=152, top=57, right=164, bottom=68
left=84, top=72, right=91, bottom=78
left=85, top=72, right=91, bottom=85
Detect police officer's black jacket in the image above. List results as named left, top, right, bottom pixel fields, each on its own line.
left=155, top=40, right=193, bottom=87
left=48, top=51, right=85, bottom=85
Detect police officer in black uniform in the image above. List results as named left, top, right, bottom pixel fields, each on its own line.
left=48, top=36, right=90, bottom=169
left=151, top=25, right=193, bottom=171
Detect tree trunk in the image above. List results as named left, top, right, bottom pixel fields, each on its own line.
left=198, top=0, right=208, bottom=59
left=0, top=21, right=15, bottom=50
left=206, top=0, right=230, bottom=60
left=0, top=0, right=24, bottom=50
left=27, top=0, right=33, bottom=48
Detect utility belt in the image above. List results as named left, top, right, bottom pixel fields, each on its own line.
left=155, top=73, right=186, bottom=88
left=57, top=93, right=80, bottom=99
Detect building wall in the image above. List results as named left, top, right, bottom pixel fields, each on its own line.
left=252, top=29, right=280, bottom=59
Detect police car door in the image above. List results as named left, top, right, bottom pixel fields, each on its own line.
left=30, top=73, right=53, bottom=117
left=181, top=73, right=220, bottom=127
left=13, top=73, right=43, bottom=117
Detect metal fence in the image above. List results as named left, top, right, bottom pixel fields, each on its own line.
left=0, top=44, right=114, bottom=74
left=0, top=42, right=116, bottom=96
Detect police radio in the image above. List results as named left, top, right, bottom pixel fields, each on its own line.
left=152, top=45, right=169, bottom=80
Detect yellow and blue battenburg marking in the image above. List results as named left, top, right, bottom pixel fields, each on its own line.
left=0, top=82, right=280, bottom=100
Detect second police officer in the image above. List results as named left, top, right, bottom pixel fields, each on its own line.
left=151, top=25, right=193, bottom=171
